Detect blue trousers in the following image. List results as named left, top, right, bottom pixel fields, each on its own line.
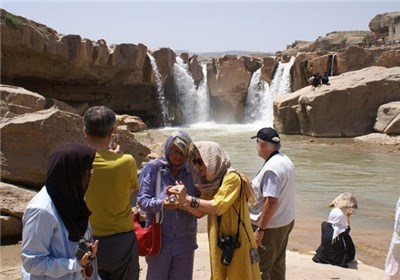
left=145, top=250, right=195, bottom=280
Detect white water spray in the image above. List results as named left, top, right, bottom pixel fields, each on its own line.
left=174, top=57, right=209, bottom=124
left=245, top=56, right=295, bottom=126
left=148, top=53, right=169, bottom=126
left=330, top=53, right=336, bottom=76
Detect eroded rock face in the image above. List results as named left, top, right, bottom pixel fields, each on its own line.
left=369, top=12, right=400, bottom=34
left=207, top=55, right=251, bottom=122
left=0, top=9, right=162, bottom=125
left=1, top=86, right=152, bottom=189
left=188, top=55, right=204, bottom=87
left=273, top=66, right=400, bottom=137
left=0, top=182, right=36, bottom=239
left=374, top=101, right=400, bottom=134
left=0, top=84, right=46, bottom=116
left=1, top=107, right=87, bottom=188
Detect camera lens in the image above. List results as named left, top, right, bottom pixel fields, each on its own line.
left=168, top=194, right=177, bottom=203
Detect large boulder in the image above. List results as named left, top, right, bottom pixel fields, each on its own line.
left=261, top=56, right=278, bottom=84
left=207, top=55, right=251, bottom=122
left=374, top=101, right=400, bottom=134
left=309, top=31, right=371, bottom=52
left=273, top=66, right=400, bottom=137
left=369, top=12, right=400, bottom=40
left=188, top=55, right=204, bottom=87
left=0, top=182, right=36, bottom=239
left=0, top=84, right=46, bottom=116
left=1, top=107, right=86, bottom=188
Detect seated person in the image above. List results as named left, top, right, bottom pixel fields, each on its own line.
left=312, top=207, right=355, bottom=268
left=309, top=73, right=322, bottom=87
left=321, top=72, right=330, bottom=85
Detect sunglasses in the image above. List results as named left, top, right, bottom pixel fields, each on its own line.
left=192, top=158, right=204, bottom=166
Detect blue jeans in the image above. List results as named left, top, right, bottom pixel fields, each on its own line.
left=145, top=250, right=195, bottom=280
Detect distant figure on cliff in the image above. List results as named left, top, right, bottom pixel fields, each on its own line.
left=321, top=72, right=330, bottom=85
left=309, top=73, right=322, bottom=88
left=312, top=207, right=356, bottom=268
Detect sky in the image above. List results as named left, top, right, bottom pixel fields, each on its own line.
left=2, top=1, right=399, bottom=54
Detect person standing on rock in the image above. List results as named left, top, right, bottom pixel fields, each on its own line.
left=248, top=127, right=296, bottom=280
left=83, top=106, right=140, bottom=280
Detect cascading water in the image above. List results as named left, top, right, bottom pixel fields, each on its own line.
left=196, top=64, right=210, bottom=122
left=174, top=57, right=209, bottom=124
left=330, top=53, right=336, bottom=76
left=244, top=68, right=271, bottom=123
left=244, top=56, right=295, bottom=126
left=148, top=53, right=169, bottom=126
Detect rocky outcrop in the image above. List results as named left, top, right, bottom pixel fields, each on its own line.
left=369, top=12, right=400, bottom=43
left=1, top=8, right=399, bottom=129
left=207, top=55, right=251, bottom=122
left=0, top=182, right=36, bottom=239
left=273, top=66, right=400, bottom=137
left=0, top=85, right=151, bottom=189
left=309, top=31, right=372, bottom=52
left=1, top=84, right=46, bottom=116
left=0, top=9, right=162, bottom=125
left=291, top=47, right=400, bottom=91
left=188, top=55, right=204, bottom=87
left=1, top=107, right=87, bottom=188
left=374, top=101, right=400, bottom=134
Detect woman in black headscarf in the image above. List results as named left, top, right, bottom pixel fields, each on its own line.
left=22, top=143, right=100, bottom=280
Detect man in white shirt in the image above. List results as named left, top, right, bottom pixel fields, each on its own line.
left=385, top=196, right=400, bottom=280
left=249, top=127, right=296, bottom=280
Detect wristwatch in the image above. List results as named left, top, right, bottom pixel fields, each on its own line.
left=256, top=227, right=266, bottom=232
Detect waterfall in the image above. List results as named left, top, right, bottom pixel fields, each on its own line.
left=147, top=53, right=169, bottom=126
left=244, top=56, right=295, bottom=126
left=196, top=64, right=210, bottom=122
left=244, top=68, right=271, bottom=123
left=174, top=57, right=209, bottom=124
left=330, top=53, right=336, bottom=76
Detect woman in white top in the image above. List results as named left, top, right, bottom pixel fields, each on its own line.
left=21, top=143, right=100, bottom=280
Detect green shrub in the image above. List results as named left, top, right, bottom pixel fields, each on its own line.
left=4, top=13, right=24, bottom=29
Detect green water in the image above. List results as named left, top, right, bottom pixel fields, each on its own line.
left=158, top=124, right=399, bottom=235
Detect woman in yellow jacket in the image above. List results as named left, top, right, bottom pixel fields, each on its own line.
left=170, top=141, right=261, bottom=280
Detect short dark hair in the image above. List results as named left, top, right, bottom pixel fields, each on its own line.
left=83, top=106, right=116, bottom=137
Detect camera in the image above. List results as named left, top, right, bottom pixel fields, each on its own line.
left=168, top=194, right=177, bottom=204
left=217, top=235, right=240, bottom=266
left=74, top=238, right=92, bottom=259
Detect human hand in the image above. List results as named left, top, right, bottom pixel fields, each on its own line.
left=346, top=208, right=353, bottom=217
left=78, top=240, right=98, bottom=268
left=90, top=240, right=98, bottom=260
left=109, top=143, right=121, bottom=153
left=254, top=230, right=264, bottom=248
left=168, top=182, right=188, bottom=205
left=163, top=194, right=180, bottom=208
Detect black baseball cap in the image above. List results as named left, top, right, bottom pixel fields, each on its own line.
left=250, top=127, right=280, bottom=143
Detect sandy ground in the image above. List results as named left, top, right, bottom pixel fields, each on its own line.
left=0, top=232, right=385, bottom=280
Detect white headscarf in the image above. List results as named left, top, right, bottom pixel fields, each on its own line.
left=327, top=207, right=347, bottom=243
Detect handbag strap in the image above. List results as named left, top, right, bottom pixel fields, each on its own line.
left=155, top=168, right=162, bottom=224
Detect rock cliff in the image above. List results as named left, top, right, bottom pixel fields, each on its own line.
left=2, top=8, right=399, bottom=128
